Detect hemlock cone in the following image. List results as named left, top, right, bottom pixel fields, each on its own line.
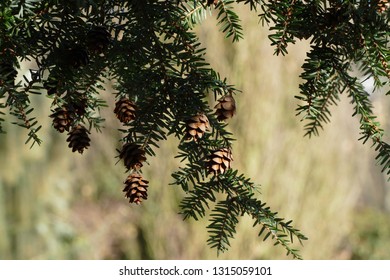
left=185, top=113, right=210, bottom=141
left=66, top=125, right=91, bottom=154
left=114, top=98, right=137, bottom=124
left=123, top=173, right=149, bottom=205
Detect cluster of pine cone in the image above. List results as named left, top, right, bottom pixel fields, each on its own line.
left=48, top=25, right=111, bottom=154
left=185, top=94, right=236, bottom=176
left=45, top=23, right=237, bottom=206
left=114, top=98, right=148, bottom=205
left=116, top=92, right=236, bottom=205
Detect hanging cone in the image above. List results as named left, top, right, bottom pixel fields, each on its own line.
left=86, top=26, right=111, bottom=53
left=214, top=95, right=236, bottom=121
left=185, top=113, right=210, bottom=141
left=119, top=143, right=146, bottom=170
left=123, top=173, right=149, bottom=205
left=378, top=0, right=389, bottom=12
left=207, top=148, right=233, bottom=175
left=66, top=125, right=91, bottom=154
left=50, top=107, right=73, bottom=133
left=114, top=98, right=137, bottom=124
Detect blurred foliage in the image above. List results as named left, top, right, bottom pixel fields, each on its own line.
left=350, top=208, right=390, bottom=259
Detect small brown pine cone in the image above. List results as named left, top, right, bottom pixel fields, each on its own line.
left=378, top=0, right=389, bottom=13
left=66, top=125, right=91, bottom=154
left=123, top=173, right=149, bottom=205
left=214, top=95, right=236, bottom=121
left=207, top=148, right=233, bottom=175
left=86, top=26, right=111, bottom=53
left=72, top=95, right=88, bottom=117
left=50, top=107, right=73, bottom=133
left=185, top=113, right=210, bottom=141
left=119, top=143, right=146, bottom=170
left=114, top=98, right=137, bottom=123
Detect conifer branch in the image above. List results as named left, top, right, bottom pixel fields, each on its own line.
left=215, top=0, right=243, bottom=42
left=274, top=0, right=297, bottom=56
left=295, top=47, right=342, bottom=137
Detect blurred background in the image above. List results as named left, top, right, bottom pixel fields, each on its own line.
left=1, top=7, right=389, bottom=260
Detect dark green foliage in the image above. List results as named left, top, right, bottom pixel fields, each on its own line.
left=1, top=0, right=388, bottom=258
left=262, top=0, right=390, bottom=179
left=215, top=0, right=244, bottom=42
